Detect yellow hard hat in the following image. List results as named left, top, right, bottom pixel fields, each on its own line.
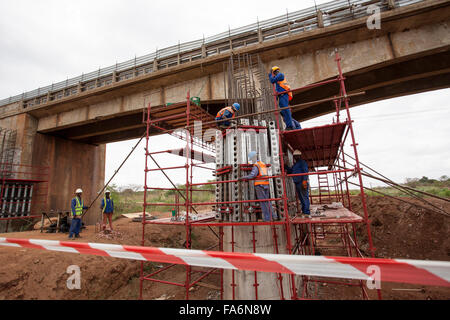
left=293, top=150, right=302, bottom=156
left=271, top=66, right=280, bottom=73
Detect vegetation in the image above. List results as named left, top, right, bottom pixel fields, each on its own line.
left=106, top=176, right=449, bottom=218
left=106, top=182, right=216, bottom=219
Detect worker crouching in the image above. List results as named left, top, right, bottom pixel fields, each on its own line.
left=215, top=103, right=240, bottom=129
left=239, top=151, right=278, bottom=222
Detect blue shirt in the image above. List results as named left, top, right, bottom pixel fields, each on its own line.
left=71, top=197, right=88, bottom=217
left=269, top=73, right=288, bottom=95
left=101, top=197, right=114, bottom=213
left=241, top=165, right=259, bottom=180
left=286, top=159, right=309, bottom=184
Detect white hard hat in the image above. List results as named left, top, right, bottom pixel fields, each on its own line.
left=105, top=190, right=111, bottom=194
left=293, top=150, right=302, bottom=156
left=75, top=188, right=83, bottom=193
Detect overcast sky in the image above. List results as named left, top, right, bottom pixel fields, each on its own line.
left=1, top=0, right=448, bottom=190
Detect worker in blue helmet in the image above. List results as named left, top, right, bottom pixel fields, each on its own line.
left=239, top=151, right=278, bottom=222
left=215, top=103, right=240, bottom=129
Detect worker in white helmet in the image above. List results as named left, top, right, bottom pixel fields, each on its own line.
left=68, top=188, right=88, bottom=239
left=285, top=150, right=311, bottom=216
left=100, top=190, right=114, bottom=231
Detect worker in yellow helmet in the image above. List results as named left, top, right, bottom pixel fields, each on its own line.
left=269, top=66, right=302, bottom=130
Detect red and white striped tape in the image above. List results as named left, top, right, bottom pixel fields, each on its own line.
left=1, top=237, right=449, bottom=287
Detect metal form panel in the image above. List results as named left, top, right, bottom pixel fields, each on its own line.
left=268, top=121, right=283, bottom=219
left=215, top=130, right=224, bottom=220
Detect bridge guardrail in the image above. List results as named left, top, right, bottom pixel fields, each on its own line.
left=0, top=0, right=425, bottom=108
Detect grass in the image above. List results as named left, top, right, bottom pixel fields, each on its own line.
left=107, top=184, right=216, bottom=217
left=107, top=177, right=449, bottom=218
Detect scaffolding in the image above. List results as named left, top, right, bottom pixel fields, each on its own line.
left=139, top=51, right=379, bottom=300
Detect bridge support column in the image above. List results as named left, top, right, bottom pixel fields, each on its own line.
left=223, top=225, right=298, bottom=300
left=0, top=113, right=105, bottom=226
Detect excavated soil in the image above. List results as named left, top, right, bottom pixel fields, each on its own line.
left=0, top=197, right=449, bottom=300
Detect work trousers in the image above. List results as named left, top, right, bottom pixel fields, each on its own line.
left=255, top=185, right=278, bottom=221
left=69, top=217, right=82, bottom=238
left=295, top=182, right=311, bottom=215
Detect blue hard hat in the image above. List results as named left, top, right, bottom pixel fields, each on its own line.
left=248, top=151, right=257, bottom=161
left=232, top=103, right=240, bottom=111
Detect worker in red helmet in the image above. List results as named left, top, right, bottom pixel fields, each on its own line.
left=269, top=66, right=301, bottom=130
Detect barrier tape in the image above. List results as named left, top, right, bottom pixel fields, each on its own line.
left=1, top=237, right=449, bottom=287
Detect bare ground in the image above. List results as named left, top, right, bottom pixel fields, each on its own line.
left=0, top=197, right=449, bottom=300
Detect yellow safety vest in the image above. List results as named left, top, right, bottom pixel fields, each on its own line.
left=74, top=197, right=84, bottom=216
left=254, top=161, right=270, bottom=186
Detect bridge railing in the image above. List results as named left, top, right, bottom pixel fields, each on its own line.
left=0, top=0, right=425, bottom=109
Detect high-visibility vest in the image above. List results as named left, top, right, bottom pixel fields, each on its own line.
left=74, top=197, right=84, bottom=216
left=216, top=106, right=235, bottom=119
left=254, top=161, right=270, bottom=186
left=278, top=79, right=293, bottom=101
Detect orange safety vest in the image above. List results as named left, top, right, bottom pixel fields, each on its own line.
left=278, top=79, right=293, bottom=101
left=216, top=106, right=235, bottom=119
left=254, top=161, right=270, bottom=186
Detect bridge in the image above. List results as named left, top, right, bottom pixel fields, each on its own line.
left=0, top=0, right=449, bottom=224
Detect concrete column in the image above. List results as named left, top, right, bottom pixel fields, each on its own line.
left=31, top=133, right=105, bottom=225
left=223, top=225, right=298, bottom=300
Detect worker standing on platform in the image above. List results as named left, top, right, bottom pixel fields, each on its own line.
left=69, top=188, right=88, bottom=239
left=215, top=103, right=240, bottom=129
left=100, top=190, right=114, bottom=231
left=269, top=66, right=301, bottom=130
left=239, top=151, right=278, bottom=222
left=285, top=150, right=311, bottom=216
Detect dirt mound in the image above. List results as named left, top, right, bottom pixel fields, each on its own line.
left=0, top=199, right=448, bottom=300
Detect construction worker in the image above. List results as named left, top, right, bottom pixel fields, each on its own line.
left=215, top=103, right=240, bottom=129
left=100, top=190, right=114, bottom=231
left=268, top=66, right=302, bottom=130
left=69, top=188, right=88, bottom=239
left=239, top=151, right=278, bottom=222
left=285, top=150, right=311, bottom=216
